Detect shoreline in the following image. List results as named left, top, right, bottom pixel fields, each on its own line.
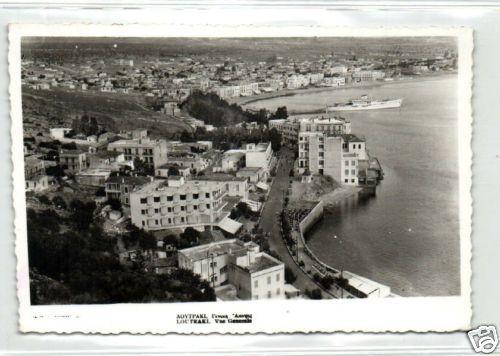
left=233, top=72, right=457, bottom=109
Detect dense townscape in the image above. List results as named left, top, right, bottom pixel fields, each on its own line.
left=22, top=37, right=457, bottom=303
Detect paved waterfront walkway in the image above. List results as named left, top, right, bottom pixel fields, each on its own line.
left=260, top=148, right=332, bottom=299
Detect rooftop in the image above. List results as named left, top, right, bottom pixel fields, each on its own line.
left=179, top=239, right=247, bottom=261
left=197, top=173, right=247, bottom=182
left=105, top=175, right=151, bottom=185
left=245, top=254, right=282, bottom=274
left=342, top=134, right=365, bottom=143
left=132, top=178, right=223, bottom=195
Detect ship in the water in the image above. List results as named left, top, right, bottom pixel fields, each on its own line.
left=328, top=95, right=403, bottom=111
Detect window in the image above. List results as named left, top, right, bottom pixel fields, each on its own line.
left=181, top=217, right=185, bottom=223
left=351, top=169, right=356, bottom=175
left=154, top=196, right=160, bottom=203
left=181, top=206, right=185, bottom=211
left=205, top=192, right=210, bottom=198
left=141, top=209, right=147, bottom=215
left=345, top=169, right=349, bottom=175
left=193, top=205, right=198, bottom=210
left=344, top=179, right=348, bottom=183
left=140, top=198, right=147, bottom=204
left=210, top=261, right=217, bottom=268
left=267, top=276, right=271, bottom=285
left=125, top=198, right=129, bottom=204
left=142, top=221, right=145, bottom=226
left=180, top=194, right=186, bottom=200
left=124, top=187, right=128, bottom=193
left=352, top=144, right=356, bottom=149
left=154, top=208, right=159, bottom=214
left=358, top=144, right=362, bottom=149
left=351, top=160, right=356, bottom=166
left=168, top=218, right=172, bottom=224
left=277, top=288, right=280, bottom=295
left=206, top=204, right=210, bottom=209
left=267, top=291, right=271, bottom=298
left=168, top=207, right=172, bottom=212
left=193, top=193, right=199, bottom=199
left=155, top=219, right=159, bottom=225
left=276, top=274, right=280, bottom=282
left=319, top=152, right=324, bottom=157
left=351, top=179, right=355, bottom=183
left=167, top=195, right=173, bottom=202
left=254, top=295, right=259, bottom=300
left=345, top=160, right=349, bottom=166
left=254, top=280, right=258, bottom=288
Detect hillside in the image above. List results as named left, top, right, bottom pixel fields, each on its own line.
left=180, top=91, right=250, bottom=127
left=22, top=87, right=192, bottom=137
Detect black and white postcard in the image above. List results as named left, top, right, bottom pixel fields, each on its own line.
left=9, top=24, right=473, bottom=333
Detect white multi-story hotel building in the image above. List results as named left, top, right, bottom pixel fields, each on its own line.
left=178, top=239, right=285, bottom=300
left=129, top=177, right=242, bottom=233
left=108, top=137, right=168, bottom=169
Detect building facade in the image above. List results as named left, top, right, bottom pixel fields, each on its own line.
left=129, top=177, right=231, bottom=231
left=178, top=239, right=285, bottom=300
left=108, top=137, right=168, bottom=169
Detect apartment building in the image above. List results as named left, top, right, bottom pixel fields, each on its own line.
left=59, top=149, right=88, bottom=173
left=244, top=142, right=273, bottom=173
left=298, top=132, right=367, bottom=186
left=178, top=239, right=285, bottom=300
left=129, top=177, right=237, bottom=232
left=24, top=154, right=49, bottom=192
left=107, top=137, right=168, bottom=169
left=268, top=118, right=301, bottom=146
left=105, top=175, right=151, bottom=206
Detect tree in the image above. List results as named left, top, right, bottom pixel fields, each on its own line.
left=306, top=288, right=323, bottom=300
left=320, top=275, right=335, bottom=290
left=273, top=106, right=288, bottom=120
left=179, top=130, right=194, bottom=143
left=163, top=234, right=179, bottom=249
left=284, top=266, right=297, bottom=284
left=139, top=231, right=157, bottom=251
left=133, top=157, right=154, bottom=176
left=61, top=142, right=77, bottom=150
left=69, top=199, right=96, bottom=230
left=95, top=187, right=106, bottom=197
left=51, top=196, right=66, bottom=209
left=179, top=227, right=200, bottom=249
left=46, top=165, right=66, bottom=177
left=38, top=195, right=51, bottom=205
left=106, top=198, right=122, bottom=211
left=269, top=127, right=282, bottom=152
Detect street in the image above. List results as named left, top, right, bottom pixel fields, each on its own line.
left=259, top=147, right=331, bottom=299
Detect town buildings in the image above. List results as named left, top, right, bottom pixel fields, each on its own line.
left=108, top=137, right=168, bottom=169
left=178, top=239, right=285, bottom=300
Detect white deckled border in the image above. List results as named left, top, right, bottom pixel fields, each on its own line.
left=9, top=24, right=473, bottom=334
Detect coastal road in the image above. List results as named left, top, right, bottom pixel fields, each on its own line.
left=260, top=147, right=331, bottom=299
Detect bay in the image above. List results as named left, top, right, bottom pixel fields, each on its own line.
left=245, top=75, right=460, bottom=297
